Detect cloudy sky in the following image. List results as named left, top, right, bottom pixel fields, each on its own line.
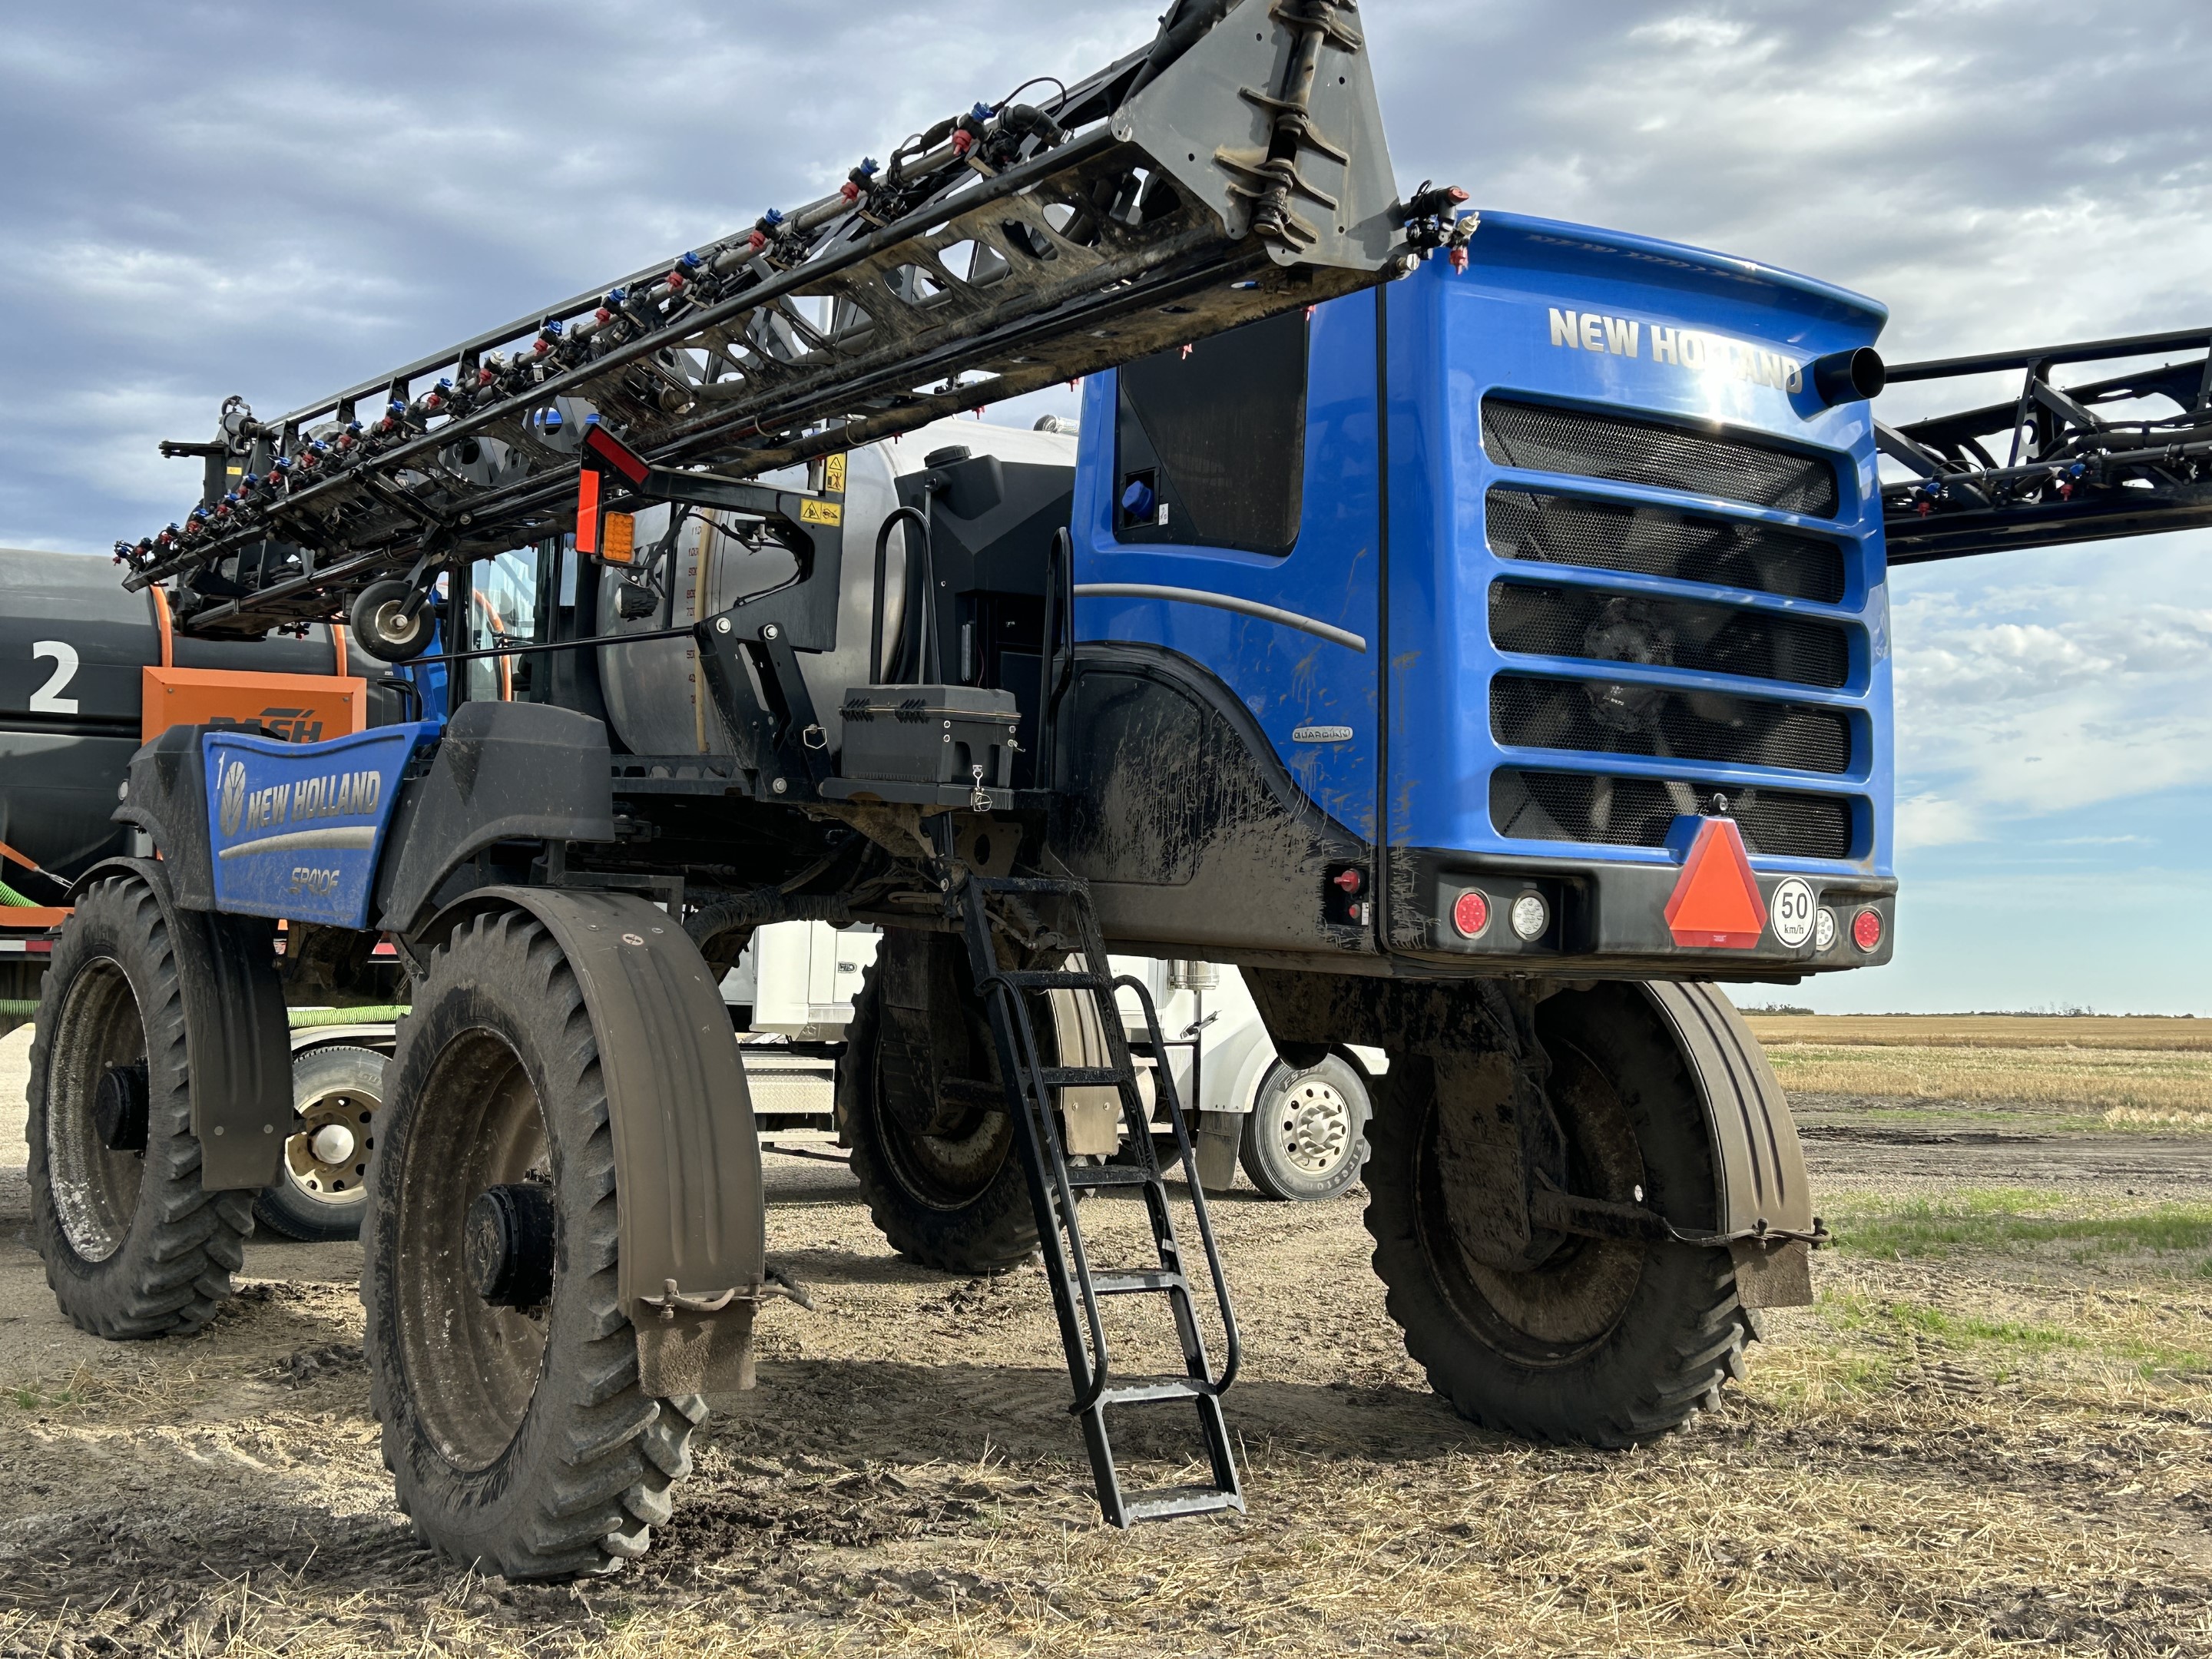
left=3, top=1, right=2207, bottom=1012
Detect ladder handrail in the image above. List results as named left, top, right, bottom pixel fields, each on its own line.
left=1112, top=972, right=1242, bottom=1397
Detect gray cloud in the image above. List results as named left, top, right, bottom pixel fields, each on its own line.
left=7, top=0, right=2208, bottom=547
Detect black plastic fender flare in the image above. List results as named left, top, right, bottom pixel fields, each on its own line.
left=68, top=856, right=292, bottom=1190
left=416, top=884, right=767, bottom=1393
left=1641, top=981, right=1817, bottom=1306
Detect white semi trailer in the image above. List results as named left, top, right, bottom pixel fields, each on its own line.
left=725, top=921, right=1377, bottom=1203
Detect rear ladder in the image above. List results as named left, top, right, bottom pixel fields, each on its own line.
left=951, top=866, right=1244, bottom=1525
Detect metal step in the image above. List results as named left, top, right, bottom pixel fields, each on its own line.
left=1061, top=1163, right=1152, bottom=1188
left=1037, top=1065, right=1122, bottom=1088
left=1098, top=1377, right=1210, bottom=1406
left=1120, top=1485, right=1247, bottom=1524
left=1088, top=1270, right=1187, bottom=1296
left=1000, top=969, right=1114, bottom=992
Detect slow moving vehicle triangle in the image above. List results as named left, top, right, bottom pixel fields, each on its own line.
left=1664, top=817, right=1768, bottom=949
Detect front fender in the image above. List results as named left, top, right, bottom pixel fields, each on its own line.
left=416, top=884, right=765, bottom=1393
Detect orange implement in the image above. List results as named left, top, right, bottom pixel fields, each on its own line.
left=142, top=667, right=368, bottom=745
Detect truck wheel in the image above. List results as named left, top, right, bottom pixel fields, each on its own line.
left=1364, top=982, right=1748, bottom=1447
left=840, top=931, right=1040, bottom=1274
left=363, top=910, right=703, bottom=1578
left=25, top=873, right=253, bottom=1339
left=1240, top=1055, right=1371, bottom=1202
left=253, top=1045, right=383, bottom=1243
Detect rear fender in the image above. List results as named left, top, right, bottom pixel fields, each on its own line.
left=1641, top=981, right=1817, bottom=1307
left=419, top=885, right=767, bottom=1392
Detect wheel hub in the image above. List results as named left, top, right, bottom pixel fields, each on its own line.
left=1280, top=1078, right=1350, bottom=1174
left=284, top=1086, right=375, bottom=1200
left=92, top=1062, right=150, bottom=1154
left=465, top=1183, right=556, bottom=1310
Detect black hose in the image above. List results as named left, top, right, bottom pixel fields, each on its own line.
left=1128, top=0, right=1237, bottom=96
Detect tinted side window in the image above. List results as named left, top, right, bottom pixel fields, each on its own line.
left=1114, top=307, right=1307, bottom=555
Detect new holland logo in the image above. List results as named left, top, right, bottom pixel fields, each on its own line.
left=217, top=760, right=248, bottom=839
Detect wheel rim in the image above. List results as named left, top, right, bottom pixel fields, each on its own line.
left=44, top=958, right=148, bottom=1263
left=1416, top=1035, right=1647, bottom=1361
left=282, top=1081, right=376, bottom=1207
left=369, top=598, right=425, bottom=652
left=873, top=1061, right=1016, bottom=1209
left=1270, top=1075, right=1353, bottom=1177
left=393, top=1026, right=552, bottom=1473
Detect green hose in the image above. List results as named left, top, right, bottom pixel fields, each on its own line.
left=288, top=1005, right=409, bottom=1028
left=0, top=999, right=37, bottom=1018
left=0, top=879, right=34, bottom=908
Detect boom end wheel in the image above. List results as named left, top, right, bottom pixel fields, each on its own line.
left=349, top=579, right=437, bottom=664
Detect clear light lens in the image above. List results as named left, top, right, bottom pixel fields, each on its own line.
left=1510, top=891, right=1548, bottom=941
left=1452, top=889, right=1490, bottom=938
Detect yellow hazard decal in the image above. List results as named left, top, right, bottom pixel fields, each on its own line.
left=799, top=498, right=843, bottom=526
left=823, top=452, right=846, bottom=494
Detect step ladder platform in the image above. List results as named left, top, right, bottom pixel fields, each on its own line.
left=1120, top=1485, right=1247, bottom=1524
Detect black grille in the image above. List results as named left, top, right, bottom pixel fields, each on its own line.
left=1482, top=399, right=1840, bottom=518
left=1489, top=581, right=1849, bottom=690
left=1486, top=489, right=1846, bottom=603
left=1491, top=770, right=1856, bottom=861
left=1490, top=674, right=1853, bottom=774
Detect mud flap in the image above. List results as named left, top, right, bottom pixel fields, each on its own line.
left=1191, top=1111, right=1242, bottom=1194
left=422, top=886, right=767, bottom=1391
left=73, top=856, right=291, bottom=1191
left=1730, top=1237, right=1813, bottom=1308
left=1644, top=982, right=1819, bottom=1307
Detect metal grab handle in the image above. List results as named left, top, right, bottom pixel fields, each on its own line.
left=1115, top=972, right=1242, bottom=1399
left=870, top=505, right=936, bottom=684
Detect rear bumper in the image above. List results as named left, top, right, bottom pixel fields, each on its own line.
left=1386, top=846, right=1894, bottom=981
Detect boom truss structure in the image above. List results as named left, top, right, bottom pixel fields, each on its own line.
left=120, top=0, right=1466, bottom=638
left=1878, top=326, right=2212, bottom=563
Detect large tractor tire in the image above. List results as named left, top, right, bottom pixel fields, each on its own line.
left=25, top=871, right=255, bottom=1339
left=253, top=1045, right=385, bottom=1243
left=363, top=910, right=704, bottom=1578
left=1365, top=982, right=1753, bottom=1447
left=839, top=929, right=1040, bottom=1274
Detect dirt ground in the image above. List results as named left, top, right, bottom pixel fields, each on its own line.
left=2, top=1022, right=2210, bottom=1657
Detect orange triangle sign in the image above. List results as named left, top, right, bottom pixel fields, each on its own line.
left=1664, top=817, right=1768, bottom=949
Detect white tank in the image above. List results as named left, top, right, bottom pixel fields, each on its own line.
left=594, top=418, right=1077, bottom=759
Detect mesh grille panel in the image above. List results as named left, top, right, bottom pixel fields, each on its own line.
left=1490, top=770, right=1856, bottom=861
left=1489, top=581, right=1850, bottom=690
left=1490, top=674, right=1853, bottom=774
left=1482, top=399, right=1841, bottom=518
left=1486, top=488, right=1846, bottom=603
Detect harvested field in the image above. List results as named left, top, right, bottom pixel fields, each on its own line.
left=1749, top=1013, right=2212, bottom=1130
left=2, top=1019, right=2210, bottom=1656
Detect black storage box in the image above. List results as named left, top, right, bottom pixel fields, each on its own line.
left=838, top=686, right=1021, bottom=789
